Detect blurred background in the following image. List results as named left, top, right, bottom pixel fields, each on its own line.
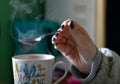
left=0, top=0, right=120, bottom=84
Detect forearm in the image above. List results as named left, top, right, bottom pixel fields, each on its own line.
left=70, top=49, right=102, bottom=83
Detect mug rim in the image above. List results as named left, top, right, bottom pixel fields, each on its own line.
left=12, top=54, right=55, bottom=61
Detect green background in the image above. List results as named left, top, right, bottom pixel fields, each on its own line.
left=0, top=0, right=16, bottom=84
left=0, top=0, right=45, bottom=84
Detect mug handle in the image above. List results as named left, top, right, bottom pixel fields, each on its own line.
left=53, top=61, right=68, bottom=84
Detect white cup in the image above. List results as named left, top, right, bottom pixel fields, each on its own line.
left=12, top=54, right=68, bottom=84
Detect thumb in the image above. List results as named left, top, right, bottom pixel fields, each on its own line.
left=68, top=21, right=87, bottom=45
left=68, top=21, right=97, bottom=63
left=68, top=21, right=93, bottom=44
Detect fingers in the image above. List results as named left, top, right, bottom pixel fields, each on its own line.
left=51, top=19, right=75, bottom=55
left=52, top=19, right=94, bottom=54
left=52, top=19, right=72, bottom=45
left=52, top=19, right=92, bottom=46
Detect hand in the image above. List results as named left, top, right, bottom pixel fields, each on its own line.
left=52, top=19, right=97, bottom=74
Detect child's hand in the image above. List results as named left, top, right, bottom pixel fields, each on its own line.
left=52, top=19, right=97, bottom=74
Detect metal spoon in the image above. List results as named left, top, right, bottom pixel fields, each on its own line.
left=19, top=32, right=55, bottom=45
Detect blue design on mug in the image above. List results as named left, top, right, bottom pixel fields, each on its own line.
left=14, top=63, right=46, bottom=84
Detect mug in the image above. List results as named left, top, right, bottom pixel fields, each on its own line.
left=12, top=54, right=68, bottom=84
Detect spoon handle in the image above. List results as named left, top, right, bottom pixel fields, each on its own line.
left=43, top=32, right=55, bottom=38
left=36, top=32, right=55, bottom=41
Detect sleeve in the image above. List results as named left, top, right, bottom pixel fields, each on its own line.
left=70, top=48, right=120, bottom=84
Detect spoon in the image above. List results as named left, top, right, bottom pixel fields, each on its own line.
left=19, top=32, right=55, bottom=45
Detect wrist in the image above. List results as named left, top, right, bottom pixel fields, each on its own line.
left=70, top=49, right=102, bottom=82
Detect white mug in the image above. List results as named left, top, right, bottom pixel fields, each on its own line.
left=12, top=54, right=68, bottom=84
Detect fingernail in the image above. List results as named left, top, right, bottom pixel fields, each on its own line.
left=53, top=38, right=56, bottom=41
left=52, top=37, right=56, bottom=42
left=61, top=25, right=64, bottom=29
left=70, top=21, right=74, bottom=29
left=55, top=32, right=59, bottom=36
